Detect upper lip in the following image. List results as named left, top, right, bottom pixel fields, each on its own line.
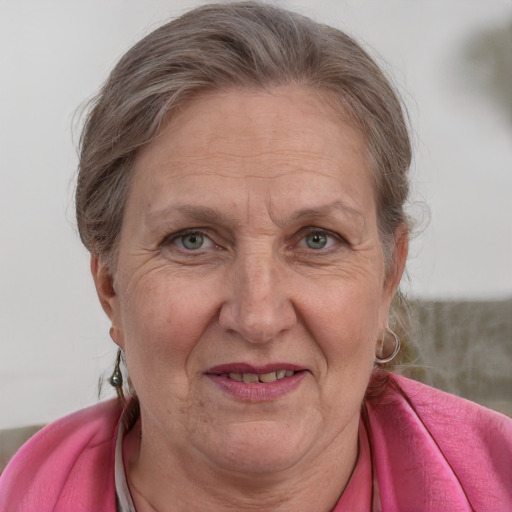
left=206, top=363, right=305, bottom=375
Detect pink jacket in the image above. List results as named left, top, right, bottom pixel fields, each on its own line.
left=1, top=375, right=511, bottom=511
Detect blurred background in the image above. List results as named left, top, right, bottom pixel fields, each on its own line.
left=1, top=0, right=511, bottom=460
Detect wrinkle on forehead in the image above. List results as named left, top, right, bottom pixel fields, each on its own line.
left=136, top=86, right=369, bottom=170
left=141, top=173, right=371, bottom=240
left=129, top=86, right=376, bottom=237
left=150, top=169, right=360, bottom=190
left=144, top=195, right=367, bottom=240
left=140, top=133, right=367, bottom=176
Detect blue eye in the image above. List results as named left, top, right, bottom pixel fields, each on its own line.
left=301, top=230, right=338, bottom=250
left=175, top=232, right=212, bottom=250
left=181, top=233, right=203, bottom=250
left=306, top=232, right=327, bottom=249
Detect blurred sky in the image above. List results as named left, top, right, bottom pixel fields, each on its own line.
left=1, top=0, right=511, bottom=428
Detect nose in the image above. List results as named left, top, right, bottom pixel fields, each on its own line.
left=219, top=250, right=297, bottom=344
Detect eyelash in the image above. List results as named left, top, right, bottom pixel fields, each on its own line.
left=296, top=228, right=344, bottom=251
left=161, top=227, right=347, bottom=254
left=163, top=229, right=216, bottom=251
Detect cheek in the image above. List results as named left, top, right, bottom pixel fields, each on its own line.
left=302, top=278, right=383, bottom=379
left=291, top=281, right=380, bottom=431
left=117, top=275, right=220, bottom=384
left=306, top=277, right=384, bottom=340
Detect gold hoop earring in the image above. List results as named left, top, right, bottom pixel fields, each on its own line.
left=375, top=327, right=400, bottom=364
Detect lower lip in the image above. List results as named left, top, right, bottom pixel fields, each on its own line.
left=207, top=371, right=308, bottom=402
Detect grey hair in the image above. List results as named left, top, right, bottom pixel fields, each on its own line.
left=76, top=1, right=411, bottom=272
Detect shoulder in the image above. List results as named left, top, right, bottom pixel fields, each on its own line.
left=366, top=374, right=512, bottom=511
left=0, top=399, right=121, bottom=512
left=390, top=374, right=512, bottom=443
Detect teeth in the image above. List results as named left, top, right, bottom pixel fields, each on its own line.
left=243, top=373, right=259, bottom=383
left=259, top=371, right=277, bottom=383
left=227, top=370, right=296, bottom=382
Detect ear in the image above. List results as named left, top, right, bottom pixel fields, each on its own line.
left=90, top=254, right=119, bottom=324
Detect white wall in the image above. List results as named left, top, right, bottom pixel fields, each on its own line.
left=1, top=0, right=511, bottom=429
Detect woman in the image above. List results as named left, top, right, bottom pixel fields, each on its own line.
left=1, top=2, right=510, bottom=511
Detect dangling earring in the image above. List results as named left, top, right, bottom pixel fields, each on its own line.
left=109, top=347, right=123, bottom=388
left=375, top=327, right=400, bottom=364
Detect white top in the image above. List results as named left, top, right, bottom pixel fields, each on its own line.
left=114, top=418, right=137, bottom=512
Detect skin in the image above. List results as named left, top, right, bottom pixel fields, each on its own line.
left=92, top=85, right=408, bottom=511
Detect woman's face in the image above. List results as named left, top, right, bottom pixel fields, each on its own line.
left=94, top=86, right=406, bottom=477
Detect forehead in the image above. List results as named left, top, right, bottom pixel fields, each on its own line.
left=129, top=86, right=375, bottom=219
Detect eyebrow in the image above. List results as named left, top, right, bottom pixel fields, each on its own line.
left=146, top=200, right=365, bottom=229
left=287, top=200, right=363, bottom=221
left=146, top=204, right=232, bottom=226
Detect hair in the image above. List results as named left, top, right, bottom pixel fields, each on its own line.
left=76, top=1, right=413, bottom=404
left=76, top=1, right=411, bottom=270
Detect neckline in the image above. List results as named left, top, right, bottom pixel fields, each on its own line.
left=113, top=409, right=377, bottom=512
left=114, top=414, right=137, bottom=512
left=331, top=413, right=376, bottom=511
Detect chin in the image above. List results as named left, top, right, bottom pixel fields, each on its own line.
left=200, top=420, right=314, bottom=475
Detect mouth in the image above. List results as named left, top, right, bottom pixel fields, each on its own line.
left=205, top=364, right=307, bottom=401
left=221, top=369, right=296, bottom=383
left=206, top=363, right=304, bottom=380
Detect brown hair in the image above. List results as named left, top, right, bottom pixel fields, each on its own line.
left=76, top=1, right=411, bottom=272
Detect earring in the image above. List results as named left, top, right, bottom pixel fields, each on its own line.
left=109, top=347, right=123, bottom=388
left=375, top=327, right=400, bottom=364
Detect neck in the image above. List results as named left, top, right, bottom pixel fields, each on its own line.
left=123, top=418, right=360, bottom=512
